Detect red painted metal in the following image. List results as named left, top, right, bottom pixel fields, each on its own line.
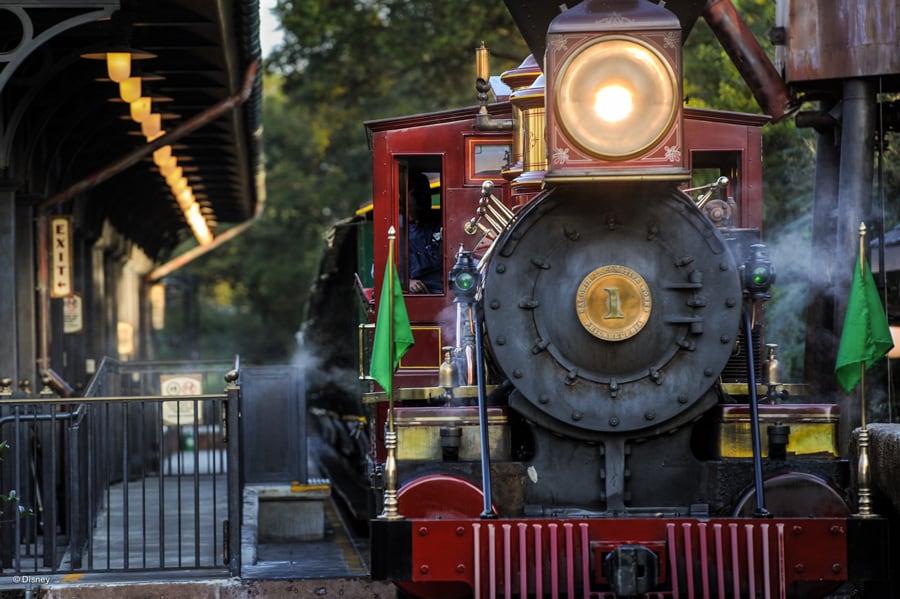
left=745, top=524, right=756, bottom=598
left=397, top=474, right=487, bottom=518
left=714, top=523, right=726, bottom=597
left=401, top=516, right=849, bottom=597
left=666, top=524, right=680, bottom=597
left=518, top=523, right=527, bottom=598
left=534, top=524, right=543, bottom=597
left=682, top=522, right=696, bottom=596
left=395, top=475, right=487, bottom=599
left=776, top=523, right=787, bottom=599
left=580, top=524, right=590, bottom=599
left=698, top=522, right=710, bottom=598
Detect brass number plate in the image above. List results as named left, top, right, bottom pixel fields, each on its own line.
left=575, top=265, right=652, bottom=341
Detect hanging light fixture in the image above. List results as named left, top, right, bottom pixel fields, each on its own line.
left=153, top=145, right=173, bottom=167
left=141, top=113, right=162, bottom=138
left=170, top=176, right=189, bottom=197
left=176, top=187, right=195, bottom=211
left=158, top=155, right=177, bottom=176
left=165, top=166, right=184, bottom=188
left=130, top=97, right=152, bottom=122
left=119, top=76, right=142, bottom=103
left=106, top=52, right=132, bottom=83
left=83, top=15, right=214, bottom=249
left=81, top=14, right=156, bottom=83
left=82, top=47, right=156, bottom=83
left=185, top=203, right=213, bottom=246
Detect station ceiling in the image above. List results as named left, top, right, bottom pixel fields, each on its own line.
left=0, top=1, right=262, bottom=259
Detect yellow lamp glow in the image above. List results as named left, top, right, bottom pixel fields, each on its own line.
left=119, top=77, right=142, bottom=103
left=140, top=113, right=162, bottom=138
left=185, top=204, right=213, bottom=246
left=106, top=52, right=131, bottom=83
left=159, top=155, right=178, bottom=177
left=130, top=97, right=152, bottom=123
left=165, top=166, right=184, bottom=187
left=176, top=188, right=195, bottom=210
left=153, top=145, right=173, bottom=167
left=593, top=85, right=633, bottom=123
left=170, top=176, right=188, bottom=196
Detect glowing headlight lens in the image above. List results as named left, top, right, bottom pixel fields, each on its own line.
left=594, top=85, right=633, bottom=123
left=555, top=36, right=678, bottom=160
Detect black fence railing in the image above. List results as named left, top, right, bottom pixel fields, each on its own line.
left=0, top=358, right=242, bottom=577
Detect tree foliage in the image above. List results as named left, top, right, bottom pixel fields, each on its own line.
left=268, top=0, right=528, bottom=116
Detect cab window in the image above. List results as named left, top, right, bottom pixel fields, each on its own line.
left=398, top=159, right=442, bottom=294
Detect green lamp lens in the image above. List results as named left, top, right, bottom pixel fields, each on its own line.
left=455, top=272, right=476, bottom=291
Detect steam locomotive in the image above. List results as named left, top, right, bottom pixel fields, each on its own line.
left=302, top=0, right=895, bottom=596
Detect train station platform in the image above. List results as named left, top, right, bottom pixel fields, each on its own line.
left=0, top=448, right=395, bottom=599
left=24, top=484, right=395, bottom=599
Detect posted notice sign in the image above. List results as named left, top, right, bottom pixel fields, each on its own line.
left=160, top=373, right=205, bottom=425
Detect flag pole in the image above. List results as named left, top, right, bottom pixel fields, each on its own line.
left=855, top=221, right=876, bottom=518
left=379, top=225, right=403, bottom=520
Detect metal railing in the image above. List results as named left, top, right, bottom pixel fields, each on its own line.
left=0, top=358, right=242, bottom=577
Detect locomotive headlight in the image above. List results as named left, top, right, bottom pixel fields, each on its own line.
left=555, top=36, right=678, bottom=160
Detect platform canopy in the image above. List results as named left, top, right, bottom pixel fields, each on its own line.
left=0, top=0, right=262, bottom=258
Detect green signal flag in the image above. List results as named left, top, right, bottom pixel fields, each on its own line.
left=834, top=253, right=893, bottom=393
left=370, top=257, right=414, bottom=398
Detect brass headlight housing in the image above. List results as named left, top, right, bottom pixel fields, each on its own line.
left=554, top=36, right=678, bottom=161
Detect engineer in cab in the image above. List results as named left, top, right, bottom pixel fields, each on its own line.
left=406, top=172, right=442, bottom=294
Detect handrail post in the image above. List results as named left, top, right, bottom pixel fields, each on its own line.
left=224, top=370, right=242, bottom=576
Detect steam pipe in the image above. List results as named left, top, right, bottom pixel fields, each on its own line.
left=702, top=0, right=794, bottom=122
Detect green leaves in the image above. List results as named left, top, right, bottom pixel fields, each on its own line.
left=268, top=0, right=527, bottom=115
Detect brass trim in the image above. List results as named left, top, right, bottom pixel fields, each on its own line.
left=544, top=172, right=689, bottom=183
left=364, top=385, right=497, bottom=404
left=720, top=383, right=809, bottom=396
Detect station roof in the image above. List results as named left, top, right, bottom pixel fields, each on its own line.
left=0, top=1, right=262, bottom=259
